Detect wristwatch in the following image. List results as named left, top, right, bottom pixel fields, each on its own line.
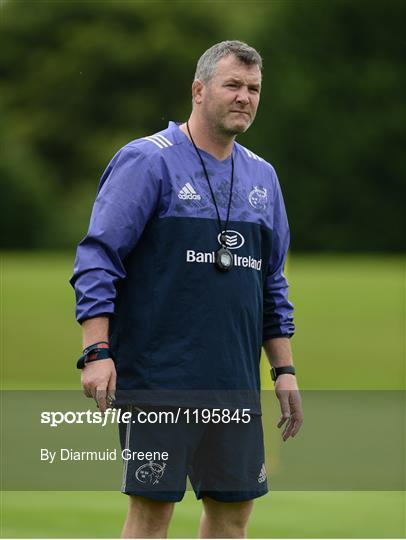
left=270, top=365, right=296, bottom=382
left=76, top=342, right=113, bottom=369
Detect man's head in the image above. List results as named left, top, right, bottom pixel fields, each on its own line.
left=192, top=41, right=263, bottom=137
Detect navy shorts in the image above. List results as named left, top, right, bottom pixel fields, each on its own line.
left=118, top=405, right=268, bottom=503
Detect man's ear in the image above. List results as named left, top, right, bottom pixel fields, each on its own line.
left=192, top=79, right=204, bottom=104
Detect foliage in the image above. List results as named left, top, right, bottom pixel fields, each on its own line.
left=1, top=0, right=404, bottom=250
left=252, top=0, right=405, bottom=251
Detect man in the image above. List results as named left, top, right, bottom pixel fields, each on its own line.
left=70, top=40, right=303, bottom=538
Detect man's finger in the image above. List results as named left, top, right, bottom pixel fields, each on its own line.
left=282, top=412, right=303, bottom=440
left=282, top=419, right=293, bottom=441
left=276, top=390, right=291, bottom=428
left=96, top=387, right=107, bottom=413
left=283, top=414, right=297, bottom=439
left=282, top=396, right=304, bottom=440
left=278, top=414, right=291, bottom=429
left=83, top=385, right=92, bottom=398
left=289, top=393, right=304, bottom=437
left=290, top=416, right=303, bottom=437
left=289, top=408, right=304, bottom=437
left=107, top=371, right=116, bottom=406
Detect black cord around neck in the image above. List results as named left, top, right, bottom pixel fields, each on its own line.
left=186, top=122, right=234, bottom=246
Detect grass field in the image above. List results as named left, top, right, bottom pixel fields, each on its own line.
left=2, top=491, right=404, bottom=538
left=2, top=253, right=404, bottom=390
left=1, top=253, right=405, bottom=538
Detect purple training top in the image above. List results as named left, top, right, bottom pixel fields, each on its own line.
left=70, top=121, right=294, bottom=411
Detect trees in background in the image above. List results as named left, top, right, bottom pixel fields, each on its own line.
left=1, top=0, right=404, bottom=250
left=253, top=0, right=404, bottom=251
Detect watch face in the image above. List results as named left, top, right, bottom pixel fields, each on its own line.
left=221, top=252, right=232, bottom=266
left=215, top=247, right=233, bottom=272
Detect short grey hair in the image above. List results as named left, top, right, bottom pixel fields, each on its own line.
left=194, top=40, right=262, bottom=83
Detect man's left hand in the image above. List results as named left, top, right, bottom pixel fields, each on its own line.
left=274, top=374, right=303, bottom=441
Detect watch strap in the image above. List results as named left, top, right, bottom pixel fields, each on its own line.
left=270, top=365, right=296, bottom=382
left=76, top=345, right=113, bottom=369
left=82, top=341, right=110, bottom=356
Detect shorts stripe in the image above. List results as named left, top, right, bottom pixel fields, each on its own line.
left=121, top=405, right=132, bottom=492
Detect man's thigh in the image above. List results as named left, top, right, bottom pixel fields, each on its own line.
left=202, top=496, right=254, bottom=524
left=127, top=494, right=175, bottom=519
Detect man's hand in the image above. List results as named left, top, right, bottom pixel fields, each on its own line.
left=274, top=374, right=303, bottom=442
left=81, top=359, right=116, bottom=413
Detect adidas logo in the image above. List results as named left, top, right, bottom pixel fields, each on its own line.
left=258, top=463, right=267, bottom=483
left=143, top=134, right=173, bottom=149
left=178, top=183, right=201, bottom=201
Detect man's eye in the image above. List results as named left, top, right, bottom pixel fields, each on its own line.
left=226, top=83, right=238, bottom=88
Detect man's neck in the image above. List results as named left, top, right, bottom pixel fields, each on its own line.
left=179, top=117, right=234, bottom=161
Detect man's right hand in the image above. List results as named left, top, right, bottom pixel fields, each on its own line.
left=81, top=358, right=116, bottom=413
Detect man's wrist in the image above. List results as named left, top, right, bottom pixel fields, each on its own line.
left=270, top=365, right=296, bottom=382
left=77, top=342, right=114, bottom=369
left=82, top=341, right=109, bottom=355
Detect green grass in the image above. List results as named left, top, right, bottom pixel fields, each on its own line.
left=2, top=491, right=405, bottom=538
left=1, top=252, right=404, bottom=537
left=286, top=255, right=404, bottom=389
left=2, top=252, right=404, bottom=389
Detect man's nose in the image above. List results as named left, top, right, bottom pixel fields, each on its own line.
left=235, top=88, right=250, bottom=104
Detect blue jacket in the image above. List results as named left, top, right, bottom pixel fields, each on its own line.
left=70, top=121, right=294, bottom=411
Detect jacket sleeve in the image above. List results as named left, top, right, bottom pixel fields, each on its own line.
left=262, top=169, right=295, bottom=341
left=69, top=146, right=160, bottom=323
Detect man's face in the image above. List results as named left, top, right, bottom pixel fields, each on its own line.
left=197, top=54, right=262, bottom=137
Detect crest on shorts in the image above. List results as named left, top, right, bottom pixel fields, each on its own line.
left=135, top=462, right=166, bottom=485
left=248, top=186, right=268, bottom=210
